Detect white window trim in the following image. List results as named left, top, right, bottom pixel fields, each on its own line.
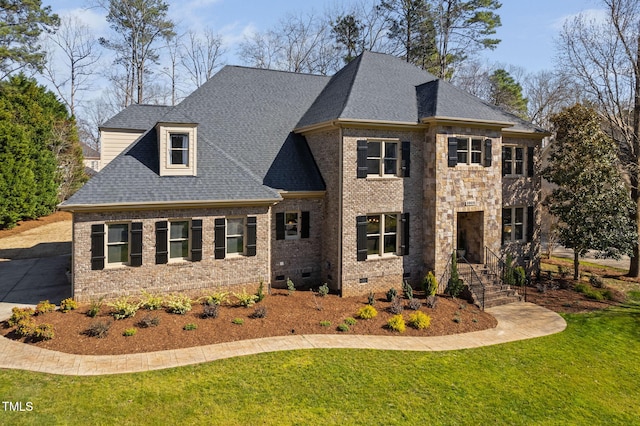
left=226, top=217, right=246, bottom=257
left=168, top=219, right=191, bottom=262
left=284, top=211, right=301, bottom=240
left=367, top=139, right=400, bottom=177
left=168, top=133, right=189, bottom=168
left=106, top=222, right=130, bottom=267
left=157, top=124, right=198, bottom=176
left=457, top=137, right=485, bottom=166
left=503, top=145, right=525, bottom=177
left=366, top=213, right=399, bottom=258
left=503, top=206, right=526, bottom=244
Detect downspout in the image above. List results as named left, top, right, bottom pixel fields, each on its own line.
left=338, top=127, right=344, bottom=295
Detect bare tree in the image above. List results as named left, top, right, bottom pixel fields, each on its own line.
left=557, top=0, right=640, bottom=276
left=181, top=29, right=225, bottom=89
left=524, top=70, right=578, bottom=130
left=42, top=16, right=101, bottom=116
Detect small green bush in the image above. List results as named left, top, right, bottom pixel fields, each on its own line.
left=165, top=294, right=192, bottom=315
left=422, top=271, right=438, bottom=296
left=367, top=291, right=375, bottom=306
left=183, top=323, right=197, bottom=331
left=319, top=320, right=331, bottom=327
left=123, top=328, right=137, bottom=337
left=256, top=280, right=266, bottom=302
left=250, top=305, right=267, bottom=319
left=33, top=323, right=54, bottom=340
left=35, top=300, right=56, bottom=315
left=59, top=297, right=78, bottom=313
left=357, top=305, right=378, bottom=319
left=402, top=280, right=413, bottom=299
left=234, top=289, right=258, bottom=307
left=287, top=278, right=296, bottom=295
left=344, top=317, right=357, bottom=326
left=589, top=275, right=605, bottom=288
left=318, top=283, right=329, bottom=297
left=201, top=291, right=229, bottom=306
left=557, top=265, right=569, bottom=278
left=8, top=307, right=35, bottom=327
left=201, top=304, right=219, bottom=319
left=109, top=297, right=140, bottom=320
left=408, top=311, right=431, bottom=330
left=15, top=316, right=36, bottom=337
left=575, top=282, right=606, bottom=301
left=137, top=315, right=160, bottom=328
left=337, top=323, right=349, bottom=332
left=387, top=315, right=406, bottom=333
left=140, top=291, right=164, bottom=310
left=85, top=320, right=112, bottom=338
left=232, top=318, right=244, bottom=325
left=87, top=299, right=103, bottom=318
left=515, top=266, right=527, bottom=287
left=386, top=288, right=398, bottom=302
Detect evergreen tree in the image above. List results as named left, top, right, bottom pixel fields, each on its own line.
left=332, top=14, right=363, bottom=64
left=542, top=104, right=637, bottom=279
left=489, top=68, right=528, bottom=119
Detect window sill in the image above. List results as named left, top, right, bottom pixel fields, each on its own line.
left=105, top=263, right=130, bottom=269
left=365, top=175, right=401, bottom=181
left=366, top=254, right=399, bottom=261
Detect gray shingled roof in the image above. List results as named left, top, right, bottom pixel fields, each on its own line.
left=101, top=104, right=170, bottom=130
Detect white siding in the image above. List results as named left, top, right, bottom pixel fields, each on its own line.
left=100, top=130, right=144, bottom=168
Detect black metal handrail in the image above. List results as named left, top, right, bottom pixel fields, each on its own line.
left=484, top=246, right=506, bottom=289
left=458, top=255, right=486, bottom=310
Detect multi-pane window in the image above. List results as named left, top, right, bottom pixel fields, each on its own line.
left=457, top=138, right=483, bottom=164
left=107, top=223, right=129, bottom=264
left=169, top=134, right=189, bottom=165
left=367, top=141, right=398, bottom=176
left=226, top=218, right=245, bottom=255
left=285, top=212, right=300, bottom=239
left=503, top=207, right=524, bottom=243
left=503, top=146, right=524, bottom=176
left=366, top=214, right=398, bottom=256
left=169, top=220, right=190, bottom=259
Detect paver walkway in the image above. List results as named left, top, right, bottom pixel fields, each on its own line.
left=0, top=302, right=566, bottom=376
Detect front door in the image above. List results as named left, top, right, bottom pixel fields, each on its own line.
left=457, top=211, right=484, bottom=264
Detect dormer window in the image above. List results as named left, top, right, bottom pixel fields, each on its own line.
left=170, top=134, right=189, bottom=165
left=157, top=123, right=197, bottom=176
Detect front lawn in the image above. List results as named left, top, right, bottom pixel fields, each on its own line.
left=1, top=299, right=639, bottom=425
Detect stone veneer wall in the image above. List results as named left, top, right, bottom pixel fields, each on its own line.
left=271, top=197, right=323, bottom=288
left=340, top=128, right=426, bottom=296
left=72, top=206, right=271, bottom=301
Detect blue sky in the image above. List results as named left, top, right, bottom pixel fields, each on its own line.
left=49, top=0, right=602, bottom=74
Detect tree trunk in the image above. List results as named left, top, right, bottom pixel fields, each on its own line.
left=573, top=250, right=580, bottom=281
left=628, top=33, right=640, bottom=277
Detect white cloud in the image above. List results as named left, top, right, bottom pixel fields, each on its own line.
left=552, top=8, right=608, bottom=30
left=57, top=7, right=109, bottom=35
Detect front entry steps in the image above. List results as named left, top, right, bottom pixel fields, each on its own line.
left=459, top=263, right=522, bottom=309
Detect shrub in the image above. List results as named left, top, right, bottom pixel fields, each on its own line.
left=601, top=289, right=614, bottom=300
left=8, top=307, right=35, bottom=327
left=337, top=323, right=349, bottom=332
left=589, top=275, right=605, bottom=288
left=425, top=295, right=439, bottom=309
left=557, top=265, right=569, bottom=278
left=318, top=283, right=329, bottom=297
left=357, top=305, right=378, bottom=319
left=402, top=280, right=413, bottom=299
left=515, top=266, right=527, bottom=287
left=137, top=314, right=160, bottom=328
left=408, top=311, right=431, bottom=330
left=201, top=304, right=219, bottom=319
left=165, top=294, right=192, bottom=315
left=453, top=315, right=461, bottom=323
left=123, top=328, right=137, bottom=337
left=109, top=297, right=140, bottom=320
left=344, top=317, right=357, bottom=326
left=140, top=291, right=164, bottom=310
left=33, top=323, right=54, bottom=340
left=234, top=289, right=259, bottom=307
left=386, top=288, right=398, bottom=302
left=35, top=300, right=56, bottom=315
left=15, top=316, right=36, bottom=337
left=183, top=323, right=197, bottom=331
left=250, top=305, right=267, bottom=319
left=408, top=298, right=422, bottom=310
left=87, top=299, right=103, bottom=318
left=59, top=298, right=78, bottom=313
left=387, top=315, right=406, bottom=333
left=388, top=296, right=404, bottom=315
left=367, top=291, right=375, bottom=306
left=85, top=320, right=112, bottom=338
left=201, top=291, right=230, bottom=306
left=287, top=278, right=296, bottom=295
left=256, top=280, right=266, bottom=302
left=232, top=318, right=244, bottom=325
left=422, top=271, right=438, bottom=296
left=446, top=251, right=464, bottom=298
left=319, top=320, right=331, bottom=327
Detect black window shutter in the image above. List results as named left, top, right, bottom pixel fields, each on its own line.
left=527, top=206, right=535, bottom=242
left=130, top=222, right=143, bottom=267
left=401, top=213, right=410, bottom=256
left=90, top=224, right=105, bottom=270
left=447, top=137, right=458, bottom=167
left=484, top=139, right=492, bottom=167
left=356, top=216, right=368, bottom=261
left=246, top=217, right=257, bottom=256
left=275, top=212, right=285, bottom=240
left=214, top=218, right=226, bottom=259
left=301, top=211, right=310, bottom=239
left=155, top=221, right=168, bottom=264
left=191, top=219, right=203, bottom=262
left=502, top=147, right=508, bottom=177
left=501, top=209, right=506, bottom=246
left=401, top=141, right=411, bottom=177
left=357, top=140, right=368, bottom=178
left=528, top=146, right=535, bottom=177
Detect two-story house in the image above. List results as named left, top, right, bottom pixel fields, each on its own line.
left=60, top=52, right=547, bottom=303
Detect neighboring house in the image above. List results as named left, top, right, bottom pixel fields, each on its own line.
left=60, top=52, right=548, bottom=302
left=80, top=142, right=101, bottom=176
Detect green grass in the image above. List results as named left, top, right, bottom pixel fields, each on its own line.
left=1, top=305, right=640, bottom=425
